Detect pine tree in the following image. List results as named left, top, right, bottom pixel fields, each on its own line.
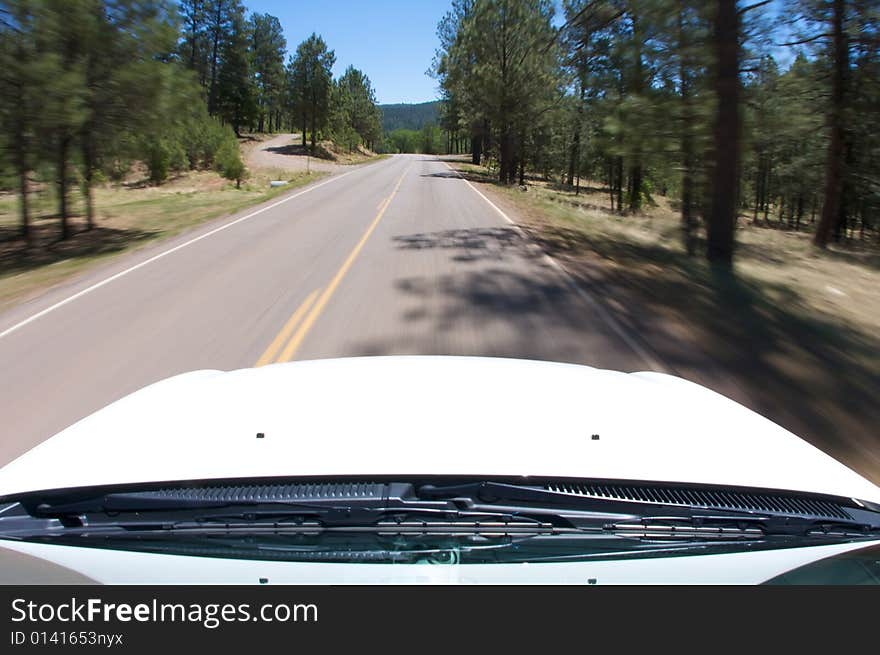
left=0, top=0, right=46, bottom=243
left=216, top=4, right=255, bottom=136
left=287, top=33, right=335, bottom=149
left=438, top=0, right=561, bottom=184
left=250, top=13, right=285, bottom=133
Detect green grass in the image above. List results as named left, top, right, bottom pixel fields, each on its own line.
left=0, top=167, right=327, bottom=311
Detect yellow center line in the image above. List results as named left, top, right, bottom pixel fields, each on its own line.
left=279, top=166, right=411, bottom=362
left=254, top=288, right=320, bottom=366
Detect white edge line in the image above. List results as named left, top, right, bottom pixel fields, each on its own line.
left=0, top=167, right=362, bottom=340
left=443, top=160, right=669, bottom=374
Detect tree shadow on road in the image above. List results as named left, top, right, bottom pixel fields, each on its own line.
left=354, top=225, right=645, bottom=368
left=525, top=222, right=880, bottom=481
left=394, top=227, right=543, bottom=263
left=363, top=222, right=880, bottom=482
left=0, top=219, right=157, bottom=278
left=419, top=170, right=500, bottom=185
left=264, top=143, right=335, bottom=161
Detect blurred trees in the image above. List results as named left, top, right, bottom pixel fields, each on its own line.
left=286, top=33, right=334, bottom=149
left=250, top=12, right=285, bottom=133
left=0, top=0, right=385, bottom=244
left=433, top=0, right=880, bottom=265
left=215, top=2, right=254, bottom=135
left=332, top=66, right=382, bottom=152
left=1, top=0, right=47, bottom=243
left=434, top=0, right=561, bottom=184
left=0, top=0, right=235, bottom=240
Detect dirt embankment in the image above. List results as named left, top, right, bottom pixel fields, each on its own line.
left=245, top=133, right=380, bottom=173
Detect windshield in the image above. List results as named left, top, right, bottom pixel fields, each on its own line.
left=0, top=0, right=878, bottom=592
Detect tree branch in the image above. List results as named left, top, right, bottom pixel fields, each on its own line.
left=738, top=0, right=773, bottom=16
left=778, top=33, right=831, bottom=47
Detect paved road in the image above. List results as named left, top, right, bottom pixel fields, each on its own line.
left=0, top=154, right=655, bottom=466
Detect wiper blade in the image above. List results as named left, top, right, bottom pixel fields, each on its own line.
left=420, top=481, right=880, bottom=539
left=12, top=480, right=880, bottom=541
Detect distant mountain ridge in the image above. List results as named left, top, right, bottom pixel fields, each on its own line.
left=379, top=101, right=440, bottom=133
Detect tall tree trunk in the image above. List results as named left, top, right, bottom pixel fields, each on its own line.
left=310, top=91, right=317, bottom=149
left=208, top=4, right=222, bottom=115
left=814, top=0, right=848, bottom=248
left=82, top=137, right=95, bottom=231
left=471, top=133, right=481, bottom=165
left=58, top=134, right=71, bottom=240
left=310, top=117, right=316, bottom=149
left=518, top=134, right=525, bottom=186
left=835, top=194, right=848, bottom=240
left=189, top=21, right=198, bottom=70
left=499, top=126, right=513, bottom=184
left=567, top=83, right=585, bottom=187
left=84, top=169, right=95, bottom=231
left=628, top=164, right=642, bottom=212
left=628, top=11, right=644, bottom=212
left=706, top=0, right=740, bottom=267
left=752, top=155, right=763, bottom=224
left=18, top=164, right=29, bottom=245
left=678, top=0, right=697, bottom=256
left=616, top=156, right=624, bottom=213
left=14, top=123, right=30, bottom=244
left=607, top=161, right=614, bottom=210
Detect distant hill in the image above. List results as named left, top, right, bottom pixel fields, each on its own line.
left=379, top=101, right=440, bottom=133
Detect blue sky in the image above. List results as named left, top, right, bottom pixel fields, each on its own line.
left=247, top=0, right=451, bottom=105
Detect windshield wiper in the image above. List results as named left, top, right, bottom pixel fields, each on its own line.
left=6, top=480, right=880, bottom=542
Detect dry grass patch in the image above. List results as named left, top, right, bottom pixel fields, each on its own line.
left=0, top=167, right=325, bottom=311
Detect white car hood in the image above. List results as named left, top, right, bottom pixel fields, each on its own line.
left=0, top=356, right=877, bottom=502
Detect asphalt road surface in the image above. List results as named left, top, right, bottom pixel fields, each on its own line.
left=0, top=154, right=660, bottom=466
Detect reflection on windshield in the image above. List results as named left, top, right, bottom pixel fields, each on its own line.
left=764, top=543, right=880, bottom=585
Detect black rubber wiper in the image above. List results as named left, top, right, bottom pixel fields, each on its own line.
left=17, top=482, right=558, bottom=533
left=418, top=481, right=880, bottom=539
left=12, top=480, right=880, bottom=541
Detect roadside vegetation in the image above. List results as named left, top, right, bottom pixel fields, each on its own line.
left=381, top=125, right=446, bottom=155
left=0, top=167, right=322, bottom=311
left=430, top=0, right=879, bottom=267
left=0, top=0, right=384, bottom=305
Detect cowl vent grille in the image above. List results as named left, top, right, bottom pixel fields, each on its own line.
left=139, top=482, right=385, bottom=504
left=545, top=482, right=851, bottom=520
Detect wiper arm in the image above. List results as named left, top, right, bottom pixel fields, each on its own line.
left=11, top=480, right=880, bottom=542
left=419, top=481, right=880, bottom=539
left=19, top=481, right=560, bottom=533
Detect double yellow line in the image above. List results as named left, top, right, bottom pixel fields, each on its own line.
left=255, top=166, right=409, bottom=366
